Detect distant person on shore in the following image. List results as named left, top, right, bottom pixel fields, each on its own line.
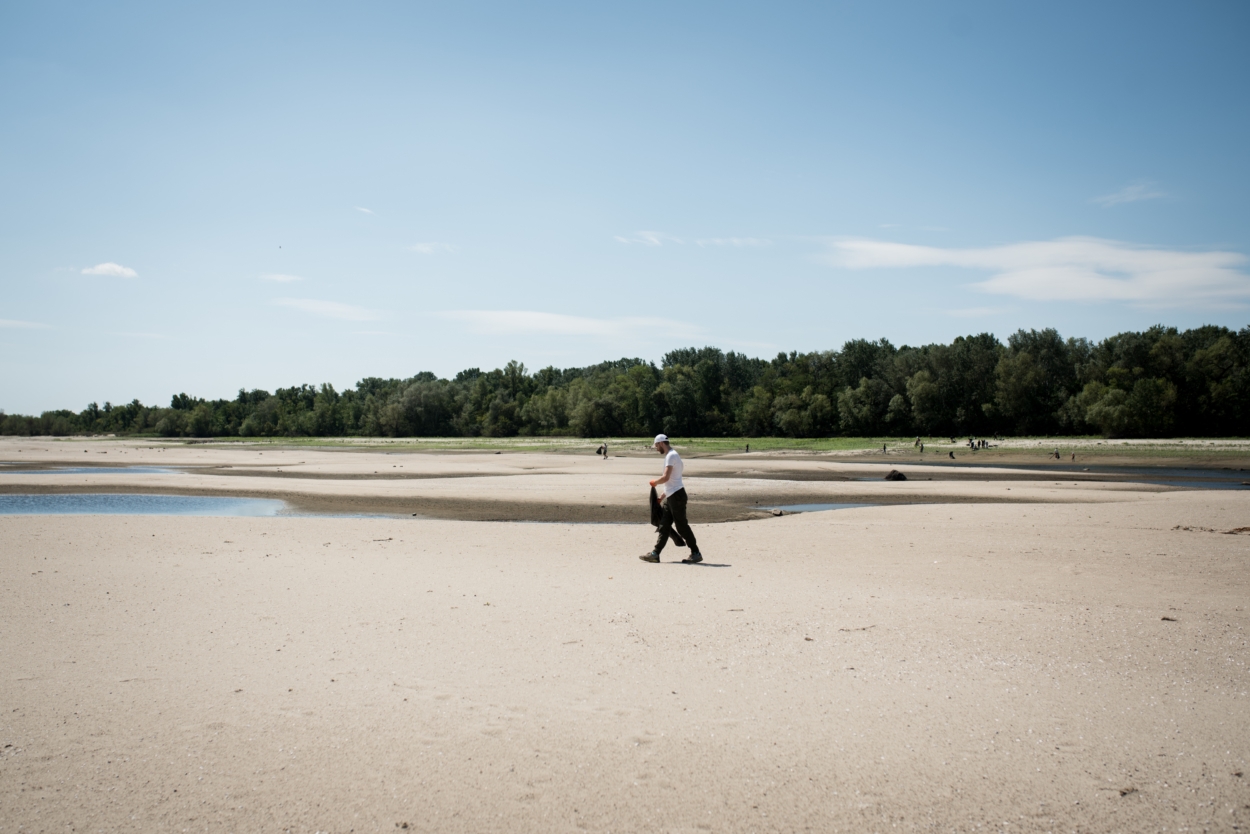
left=949, top=451, right=955, bottom=460
left=919, top=442, right=924, bottom=453
left=640, top=434, right=702, bottom=564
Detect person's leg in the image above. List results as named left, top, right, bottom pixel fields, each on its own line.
left=653, top=502, right=674, bottom=555
left=668, top=490, right=699, bottom=553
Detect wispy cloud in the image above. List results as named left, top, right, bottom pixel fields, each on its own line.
left=409, top=242, right=455, bottom=255
left=614, top=231, right=683, bottom=246
left=824, top=236, right=1250, bottom=305
left=441, top=310, right=699, bottom=338
left=354, top=206, right=376, bottom=215
left=946, top=307, right=1008, bottom=318
left=1093, top=182, right=1165, bottom=207
left=260, top=273, right=305, bottom=283
left=274, top=298, right=383, bottom=321
left=0, top=318, right=50, bottom=329
left=82, top=262, right=137, bottom=277
left=695, top=237, right=772, bottom=247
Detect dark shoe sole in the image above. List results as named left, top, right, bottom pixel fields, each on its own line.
left=681, top=553, right=703, bottom=564
left=639, top=553, right=660, bottom=563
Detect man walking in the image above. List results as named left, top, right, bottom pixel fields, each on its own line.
left=640, top=434, right=703, bottom=564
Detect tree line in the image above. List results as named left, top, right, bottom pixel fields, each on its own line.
left=2, top=325, right=1247, bottom=440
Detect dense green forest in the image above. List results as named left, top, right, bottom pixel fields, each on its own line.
left=3, top=325, right=1247, bottom=440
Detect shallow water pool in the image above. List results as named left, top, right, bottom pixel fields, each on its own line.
left=0, top=466, right=178, bottom=475
left=0, top=493, right=287, bottom=517
left=759, top=503, right=879, bottom=513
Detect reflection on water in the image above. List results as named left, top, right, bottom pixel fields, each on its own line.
left=0, top=493, right=287, bottom=517
left=1144, top=479, right=1249, bottom=490
left=760, top=503, right=879, bottom=513
left=902, top=461, right=1249, bottom=490
left=0, top=466, right=178, bottom=475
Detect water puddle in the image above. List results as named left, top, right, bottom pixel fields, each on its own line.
left=759, top=503, right=879, bottom=513
left=899, top=461, right=1250, bottom=489
left=0, top=493, right=287, bottom=516
left=0, top=493, right=412, bottom=518
left=0, top=466, right=178, bottom=475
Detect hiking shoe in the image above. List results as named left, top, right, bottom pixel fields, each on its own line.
left=639, top=552, right=660, bottom=563
left=681, top=552, right=703, bottom=564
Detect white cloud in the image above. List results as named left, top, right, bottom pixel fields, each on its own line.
left=824, top=236, right=1250, bottom=305
left=0, top=318, right=50, bottom=329
left=260, top=273, right=305, bottom=282
left=1093, top=182, right=1165, bottom=207
left=82, top=262, right=137, bottom=277
left=441, top=310, right=699, bottom=338
left=695, top=237, right=772, bottom=247
left=409, top=242, right=455, bottom=255
left=273, top=298, right=383, bottom=321
left=614, top=231, right=683, bottom=246
left=354, top=206, right=376, bottom=215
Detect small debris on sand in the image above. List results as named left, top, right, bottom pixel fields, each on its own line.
left=884, top=469, right=907, bottom=481
left=1161, top=616, right=1178, bottom=622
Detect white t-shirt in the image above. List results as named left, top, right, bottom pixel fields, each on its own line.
left=662, top=448, right=684, bottom=495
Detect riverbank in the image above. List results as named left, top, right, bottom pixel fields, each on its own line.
left=4, top=437, right=1240, bottom=522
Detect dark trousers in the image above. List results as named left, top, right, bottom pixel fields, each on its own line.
left=654, top=488, right=698, bottom=554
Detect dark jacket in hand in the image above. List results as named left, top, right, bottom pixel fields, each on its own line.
left=649, top=486, right=687, bottom=547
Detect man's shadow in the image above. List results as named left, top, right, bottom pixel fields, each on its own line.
left=665, top=561, right=732, bottom=568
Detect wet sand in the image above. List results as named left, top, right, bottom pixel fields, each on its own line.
left=2, top=438, right=1249, bottom=832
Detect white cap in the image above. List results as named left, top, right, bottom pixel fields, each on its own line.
left=653, top=434, right=670, bottom=447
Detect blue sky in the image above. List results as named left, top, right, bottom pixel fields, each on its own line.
left=2, top=1, right=1248, bottom=414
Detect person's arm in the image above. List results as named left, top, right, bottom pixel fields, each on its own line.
left=649, top=465, right=675, bottom=488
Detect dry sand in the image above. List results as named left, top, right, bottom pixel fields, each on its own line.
left=2, top=438, right=1249, bottom=832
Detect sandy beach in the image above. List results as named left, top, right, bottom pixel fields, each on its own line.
left=2, top=438, right=1249, bottom=832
